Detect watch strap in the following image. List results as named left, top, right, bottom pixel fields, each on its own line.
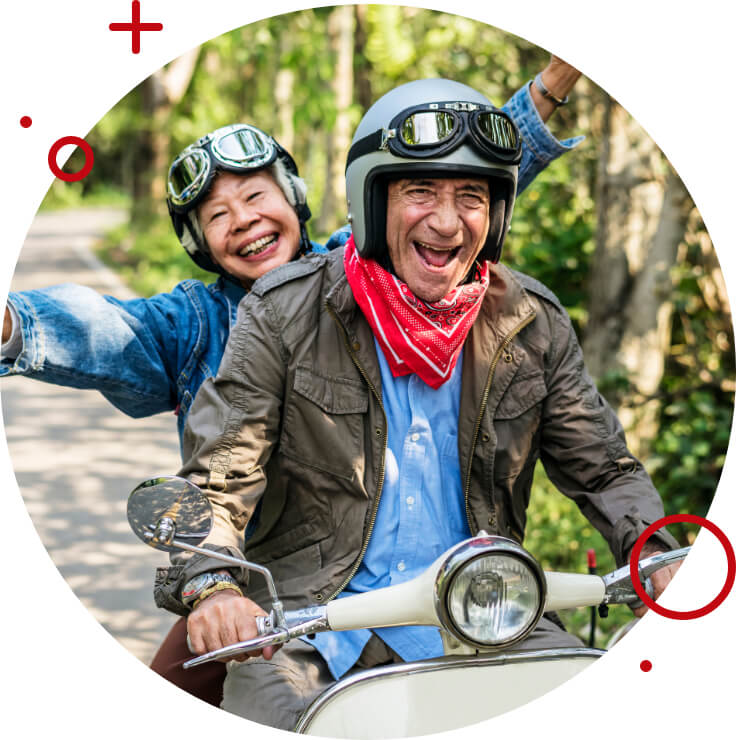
left=181, top=571, right=239, bottom=606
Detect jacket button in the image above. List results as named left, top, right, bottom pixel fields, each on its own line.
left=503, top=352, right=513, bottom=363
left=352, top=341, right=361, bottom=351
left=375, top=427, right=382, bottom=437
left=488, top=514, right=497, bottom=527
left=482, top=433, right=490, bottom=443
left=315, top=593, right=324, bottom=601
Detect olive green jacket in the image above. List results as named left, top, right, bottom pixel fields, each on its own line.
left=154, top=249, right=676, bottom=616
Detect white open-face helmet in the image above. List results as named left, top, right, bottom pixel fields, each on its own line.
left=345, top=79, right=521, bottom=263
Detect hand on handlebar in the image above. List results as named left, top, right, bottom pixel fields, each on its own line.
left=187, top=589, right=279, bottom=662
left=629, top=546, right=682, bottom=618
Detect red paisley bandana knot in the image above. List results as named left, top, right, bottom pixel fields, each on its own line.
left=343, top=237, right=489, bottom=389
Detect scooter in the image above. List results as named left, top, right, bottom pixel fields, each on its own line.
left=127, top=476, right=688, bottom=738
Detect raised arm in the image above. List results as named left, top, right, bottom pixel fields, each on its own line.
left=503, top=55, right=584, bottom=194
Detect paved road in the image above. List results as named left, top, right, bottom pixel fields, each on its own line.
left=1, top=209, right=182, bottom=663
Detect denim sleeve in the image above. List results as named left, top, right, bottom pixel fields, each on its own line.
left=0, top=284, right=196, bottom=417
left=503, top=82, right=585, bottom=195
left=324, top=225, right=352, bottom=251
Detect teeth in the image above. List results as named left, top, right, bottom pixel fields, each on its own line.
left=239, top=234, right=277, bottom=256
left=415, top=240, right=455, bottom=252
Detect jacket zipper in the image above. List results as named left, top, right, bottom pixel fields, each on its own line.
left=463, top=313, right=536, bottom=534
left=325, top=303, right=388, bottom=601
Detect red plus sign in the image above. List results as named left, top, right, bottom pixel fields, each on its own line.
left=109, top=1, right=163, bottom=54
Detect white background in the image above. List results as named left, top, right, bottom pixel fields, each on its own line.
left=1, top=1, right=733, bottom=737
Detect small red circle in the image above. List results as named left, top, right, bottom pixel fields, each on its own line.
left=48, top=136, right=94, bottom=182
left=20, top=116, right=32, bottom=128
left=640, top=660, right=652, bottom=672
left=629, top=514, right=735, bottom=620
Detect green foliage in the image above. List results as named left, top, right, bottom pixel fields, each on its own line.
left=40, top=180, right=130, bottom=211
left=645, top=229, right=734, bottom=539
left=523, top=464, right=637, bottom=645
left=96, top=217, right=213, bottom=297
left=507, top=156, right=595, bottom=330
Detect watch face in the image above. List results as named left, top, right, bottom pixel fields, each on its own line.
left=181, top=573, right=211, bottom=601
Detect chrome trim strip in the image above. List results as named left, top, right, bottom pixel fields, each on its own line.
left=295, top=647, right=604, bottom=733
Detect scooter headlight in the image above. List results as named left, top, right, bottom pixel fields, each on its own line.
left=435, top=536, right=546, bottom=649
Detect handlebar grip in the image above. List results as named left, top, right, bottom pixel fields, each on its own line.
left=182, top=628, right=290, bottom=669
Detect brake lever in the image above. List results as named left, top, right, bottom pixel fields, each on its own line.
left=602, top=546, right=690, bottom=604
left=184, top=629, right=291, bottom=668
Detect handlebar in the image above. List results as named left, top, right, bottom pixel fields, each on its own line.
left=602, top=546, right=690, bottom=604
left=182, top=605, right=329, bottom=669
left=182, top=546, right=691, bottom=668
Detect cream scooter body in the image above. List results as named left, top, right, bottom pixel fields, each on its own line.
left=127, top=477, right=687, bottom=738
left=296, top=568, right=606, bottom=737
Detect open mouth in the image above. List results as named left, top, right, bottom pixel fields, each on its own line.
left=413, top=239, right=461, bottom=268
left=238, top=233, right=278, bottom=258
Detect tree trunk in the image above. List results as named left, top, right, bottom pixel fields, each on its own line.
left=316, top=5, right=355, bottom=235
left=132, top=48, right=200, bottom=225
left=354, top=4, right=373, bottom=112
left=582, top=96, right=690, bottom=458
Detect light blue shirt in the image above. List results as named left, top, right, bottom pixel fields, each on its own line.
left=307, top=341, right=471, bottom=679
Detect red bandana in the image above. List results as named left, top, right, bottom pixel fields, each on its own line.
left=343, top=237, right=489, bottom=389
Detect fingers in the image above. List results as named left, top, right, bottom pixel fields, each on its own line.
left=650, top=560, right=681, bottom=599
left=629, top=551, right=682, bottom=616
left=187, top=590, right=267, bottom=661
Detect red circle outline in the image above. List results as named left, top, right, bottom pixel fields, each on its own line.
left=48, top=136, right=94, bottom=182
left=629, top=514, right=735, bottom=619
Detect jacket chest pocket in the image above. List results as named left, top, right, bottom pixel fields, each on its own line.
left=492, top=370, right=547, bottom=480
left=280, top=365, right=369, bottom=480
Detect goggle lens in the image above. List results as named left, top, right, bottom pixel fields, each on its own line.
left=169, top=149, right=209, bottom=201
left=400, top=111, right=456, bottom=147
left=475, top=112, right=518, bottom=151
left=214, top=127, right=273, bottom=166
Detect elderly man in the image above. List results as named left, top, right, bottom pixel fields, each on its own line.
left=157, top=78, right=678, bottom=729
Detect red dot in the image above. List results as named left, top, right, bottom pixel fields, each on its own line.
left=640, top=660, right=652, bottom=672
left=20, top=116, right=32, bottom=128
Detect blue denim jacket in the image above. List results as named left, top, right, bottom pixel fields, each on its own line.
left=1, top=82, right=581, bottom=449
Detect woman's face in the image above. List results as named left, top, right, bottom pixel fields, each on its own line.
left=198, top=170, right=301, bottom=286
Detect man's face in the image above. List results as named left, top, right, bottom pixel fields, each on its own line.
left=385, top=177, right=491, bottom=302
left=198, top=171, right=301, bottom=287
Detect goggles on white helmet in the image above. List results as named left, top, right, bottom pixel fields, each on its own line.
left=345, top=79, right=520, bottom=264
left=166, top=124, right=311, bottom=277
left=347, top=102, right=522, bottom=169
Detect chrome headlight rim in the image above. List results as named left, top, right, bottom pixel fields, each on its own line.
left=434, top=535, right=547, bottom=650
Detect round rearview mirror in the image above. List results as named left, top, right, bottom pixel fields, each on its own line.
left=127, top=476, right=213, bottom=552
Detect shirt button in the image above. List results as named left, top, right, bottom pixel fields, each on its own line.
left=410, top=432, right=420, bottom=442
left=406, top=496, right=415, bottom=506
left=397, top=561, right=406, bottom=572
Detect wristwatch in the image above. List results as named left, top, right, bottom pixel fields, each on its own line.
left=181, top=571, right=239, bottom=606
